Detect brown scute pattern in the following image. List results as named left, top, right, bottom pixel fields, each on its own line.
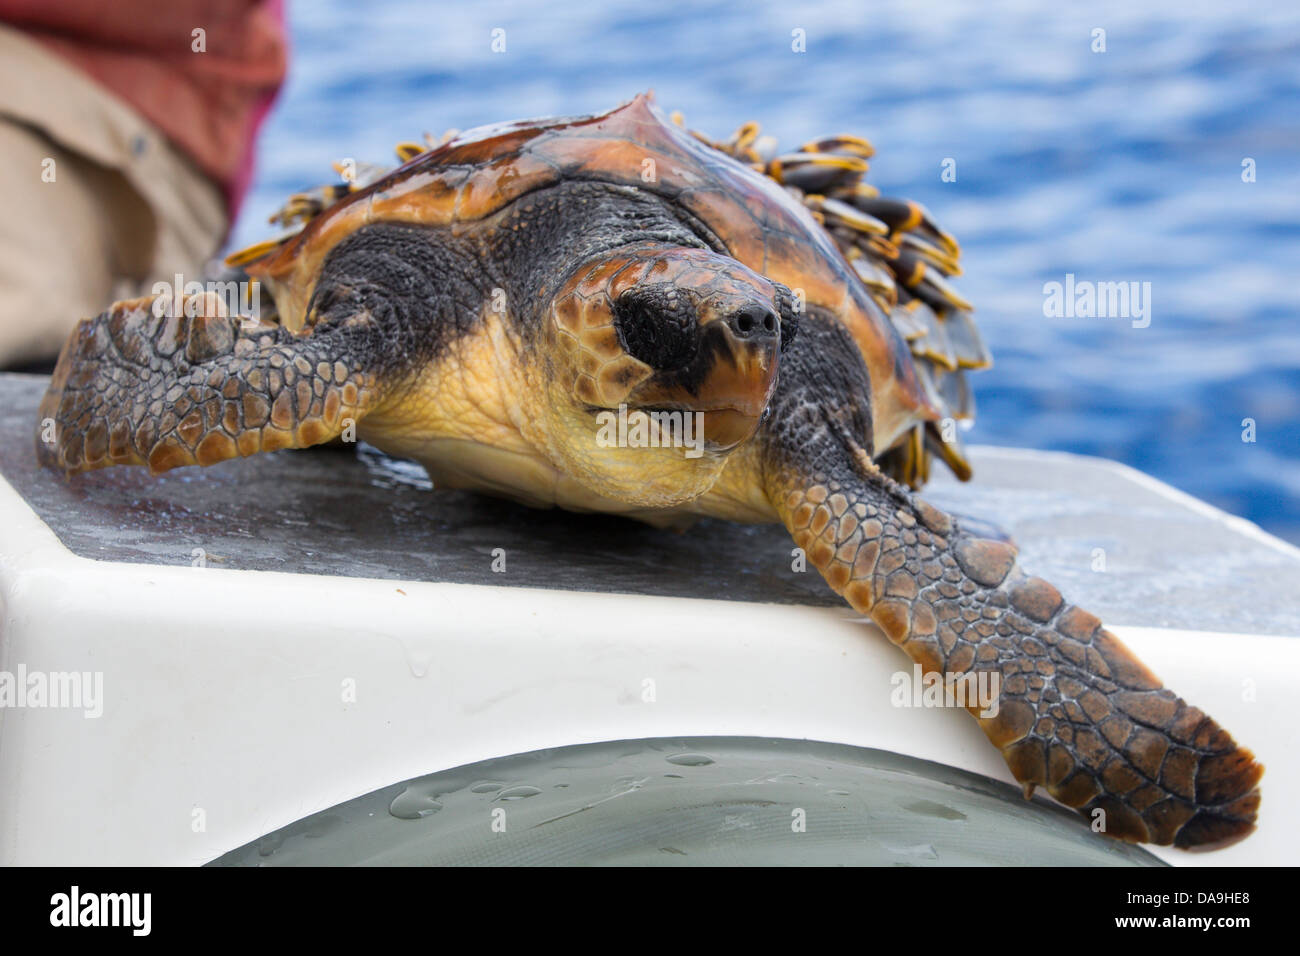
left=36, top=296, right=376, bottom=476
left=775, top=466, right=1263, bottom=850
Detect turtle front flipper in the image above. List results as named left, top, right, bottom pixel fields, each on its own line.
left=37, top=292, right=382, bottom=475
left=760, top=316, right=1263, bottom=850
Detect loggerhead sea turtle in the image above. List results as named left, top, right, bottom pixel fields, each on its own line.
left=36, top=93, right=1261, bottom=850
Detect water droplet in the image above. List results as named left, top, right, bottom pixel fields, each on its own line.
left=497, top=785, right=541, bottom=801
left=256, top=834, right=283, bottom=857
left=889, top=842, right=939, bottom=860
left=904, top=800, right=967, bottom=821
left=666, top=752, right=714, bottom=767
left=471, top=781, right=505, bottom=794
left=389, top=785, right=443, bottom=819
left=386, top=633, right=439, bottom=678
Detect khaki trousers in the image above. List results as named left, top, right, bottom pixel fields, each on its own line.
left=0, top=24, right=228, bottom=368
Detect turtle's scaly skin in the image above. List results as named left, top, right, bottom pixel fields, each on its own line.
left=763, top=318, right=1262, bottom=848
left=35, top=94, right=1261, bottom=849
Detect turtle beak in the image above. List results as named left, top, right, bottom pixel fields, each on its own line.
left=627, top=304, right=781, bottom=451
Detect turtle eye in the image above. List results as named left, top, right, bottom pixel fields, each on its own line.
left=772, top=282, right=800, bottom=352
left=612, top=284, right=699, bottom=370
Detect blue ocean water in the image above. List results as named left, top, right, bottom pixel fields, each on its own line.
left=231, top=0, right=1300, bottom=544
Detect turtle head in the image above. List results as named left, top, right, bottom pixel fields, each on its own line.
left=540, top=244, right=798, bottom=506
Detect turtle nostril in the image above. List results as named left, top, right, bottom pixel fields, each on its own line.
left=727, top=305, right=779, bottom=341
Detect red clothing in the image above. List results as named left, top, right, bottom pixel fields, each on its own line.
left=0, top=0, right=287, bottom=215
